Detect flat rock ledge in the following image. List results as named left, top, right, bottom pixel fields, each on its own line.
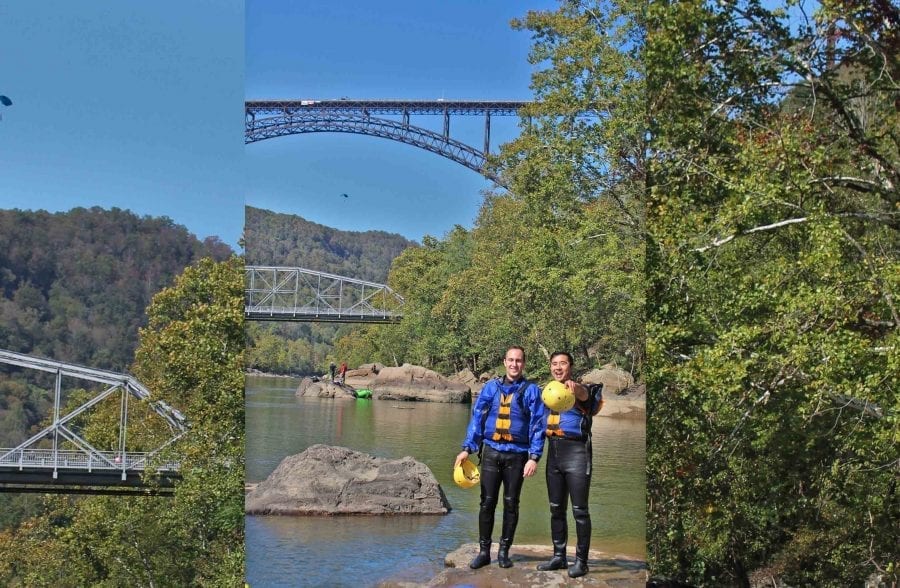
left=245, top=444, right=450, bottom=516
left=378, top=543, right=647, bottom=588
left=371, top=364, right=471, bottom=403
left=296, top=377, right=357, bottom=399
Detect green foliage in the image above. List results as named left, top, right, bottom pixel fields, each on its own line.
left=646, top=0, right=899, bottom=584
left=0, top=257, right=245, bottom=586
left=332, top=2, right=646, bottom=383
left=0, top=207, right=232, bottom=531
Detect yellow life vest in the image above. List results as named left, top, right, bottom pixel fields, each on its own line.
left=491, top=392, right=515, bottom=442
left=545, top=410, right=565, bottom=437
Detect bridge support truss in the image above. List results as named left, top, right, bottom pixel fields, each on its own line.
left=245, top=265, right=404, bottom=323
left=245, top=99, right=528, bottom=183
left=0, top=349, right=186, bottom=495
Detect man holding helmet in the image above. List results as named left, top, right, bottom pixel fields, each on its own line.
left=454, top=345, right=546, bottom=569
left=537, top=351, right=602, bottom=578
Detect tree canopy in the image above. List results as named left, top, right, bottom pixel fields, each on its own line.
left=645, top=0, right=899, bottom=584
left=0, top=256, right=245, bottom=586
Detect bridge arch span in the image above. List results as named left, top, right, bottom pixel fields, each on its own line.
left=247, top=114, right=498, bottom=182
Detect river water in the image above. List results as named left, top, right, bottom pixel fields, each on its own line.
left=246, top=375, right=645, bottom=587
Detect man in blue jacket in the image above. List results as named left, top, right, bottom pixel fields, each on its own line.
left=454, top=345, right=546, bottom=569
left=536, top=351, right=602, bottom=578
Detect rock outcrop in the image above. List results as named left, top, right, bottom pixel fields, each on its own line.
left=296, top=377, right=356, bottom=399
left=581, top=364, right=635, bottom=394
left=245, top=444, right=451, bottom=516
left=581, top=366, right=644, bottom=419
left=448, top=367, right=484, bottom=396
left=376, top=543, right=647, bottom=587
left=371, top=364, right=471, bottom=403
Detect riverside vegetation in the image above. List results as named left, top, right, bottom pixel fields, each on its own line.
left=0, top=209, right=243, bottom=585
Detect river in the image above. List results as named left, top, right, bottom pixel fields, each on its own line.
left=245, top=375, right=645, bottom=587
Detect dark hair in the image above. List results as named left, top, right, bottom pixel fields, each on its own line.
left=506, top=345, right=526, bottom=360
left=549, top=351, right=574, bottom=365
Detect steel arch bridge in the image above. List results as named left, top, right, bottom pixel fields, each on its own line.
left=245, top=266, right=404, bottom=323
left=0, top=349, right=186, bottom=495
left=245, top=99, right=528, bottom=182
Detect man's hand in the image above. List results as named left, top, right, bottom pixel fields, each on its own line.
left=523, top=458, right=538, bottom=477
left=454, top=450, right=470, bottom=468
left=565, top=379, right=589, bottom=402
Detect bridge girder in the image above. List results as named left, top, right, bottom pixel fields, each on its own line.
left=245, top=99, right=529, bottom=183
left=245, top=265, right=404, bottom=323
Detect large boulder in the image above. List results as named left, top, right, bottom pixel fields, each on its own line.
left=371, top=363, right=470, bottom=403
left=581, top=364, right=635, bottom=395
left=245, top=444, right=450, bottom=515
left=296, top=377, right=356, bottom=399
left=448, top=367, right=484, bottom=396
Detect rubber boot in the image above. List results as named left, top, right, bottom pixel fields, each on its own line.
left=568, top=558, right=589, bottom=578
left=469, top=540, right=491, bottom=569
left=568, top=505, right=590, bottom=577
left=537, top=540, right=568, bottom=571
left=497, top=540, right=513, bottom=568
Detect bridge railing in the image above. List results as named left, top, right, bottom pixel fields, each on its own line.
left=0, top=448, right=179, bottom=472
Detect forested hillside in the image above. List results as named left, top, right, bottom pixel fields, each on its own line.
left=0, top=257, right=245, bottom=585
left=0, top=207, right=231, bottom=369
left=0, top=206, right=232, bottom=528
left=243, top=206, right=415, bottom=374
left=244, top=205, right=414, bottom=281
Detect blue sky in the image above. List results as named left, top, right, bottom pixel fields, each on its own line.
left=0, top=1, right=244, bottom=248
left=246, top=0, right=559, bottom=243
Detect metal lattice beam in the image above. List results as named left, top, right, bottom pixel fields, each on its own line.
left=245, top=266, right=404, bottom=323
left=245, top=99, right=529, bottom=183
left=0, top=349, right=186, bottom=493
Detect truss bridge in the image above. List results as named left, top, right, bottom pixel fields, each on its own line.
left=245, top=265, right=404, bottom=323
left=245, top=99, right=528, bottom=183
left=0, top=349, right=186, bottom=495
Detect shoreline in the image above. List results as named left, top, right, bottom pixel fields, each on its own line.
left=377, top=543, right=647, bottom=587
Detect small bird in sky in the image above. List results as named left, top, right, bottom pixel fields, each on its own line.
left=340, top=193, right=349, bottom=198
left=0, top=95, right=11, bottom=121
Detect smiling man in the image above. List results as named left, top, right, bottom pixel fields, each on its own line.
left=536, top=351, right=602, bottom=578
left=455, top=345, right=546, bottom=569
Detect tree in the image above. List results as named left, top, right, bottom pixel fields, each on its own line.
left=0, top=257, right=245, bottom=586
left=645, top=0, right=899, bottom=584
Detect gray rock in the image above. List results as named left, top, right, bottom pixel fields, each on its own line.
left=371, top=364, right=470, bottom=403
left=376, top=543, right=647, bottom=587
left=581, top=364, right=635, bottom=394
left=448, top=367, right=484, bottom=396
left=245, top=444, right=451, bottom=516
left=296, top=377, right=356, bottom=399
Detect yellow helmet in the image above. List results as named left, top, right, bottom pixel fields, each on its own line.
left=542, top=380, right=575, bottom=412
left=453, top=458, right=480, bottom=489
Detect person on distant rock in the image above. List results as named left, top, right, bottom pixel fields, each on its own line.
left=454, top=345, right=546, bottom=570
left=338, top=361, right=348, bottom=384
left=536, top=351, right=602, bottom=578
left=329, top=361, right=337, bottom=381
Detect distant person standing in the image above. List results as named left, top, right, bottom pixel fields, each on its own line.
left=536, top=351, right=602, bottom=578
left=330, top=362, right=337, bottom=381
left=454, top=346, right=546, bottom=569
left=338, top=361, right=348, bottom=384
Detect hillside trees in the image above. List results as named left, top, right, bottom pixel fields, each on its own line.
left=0, top=257, right=244, bottom=585
left=645, top=0, right=899, bottom=584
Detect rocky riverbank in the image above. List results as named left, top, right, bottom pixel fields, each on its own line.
left=377, top=543, right=647, bottom=587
